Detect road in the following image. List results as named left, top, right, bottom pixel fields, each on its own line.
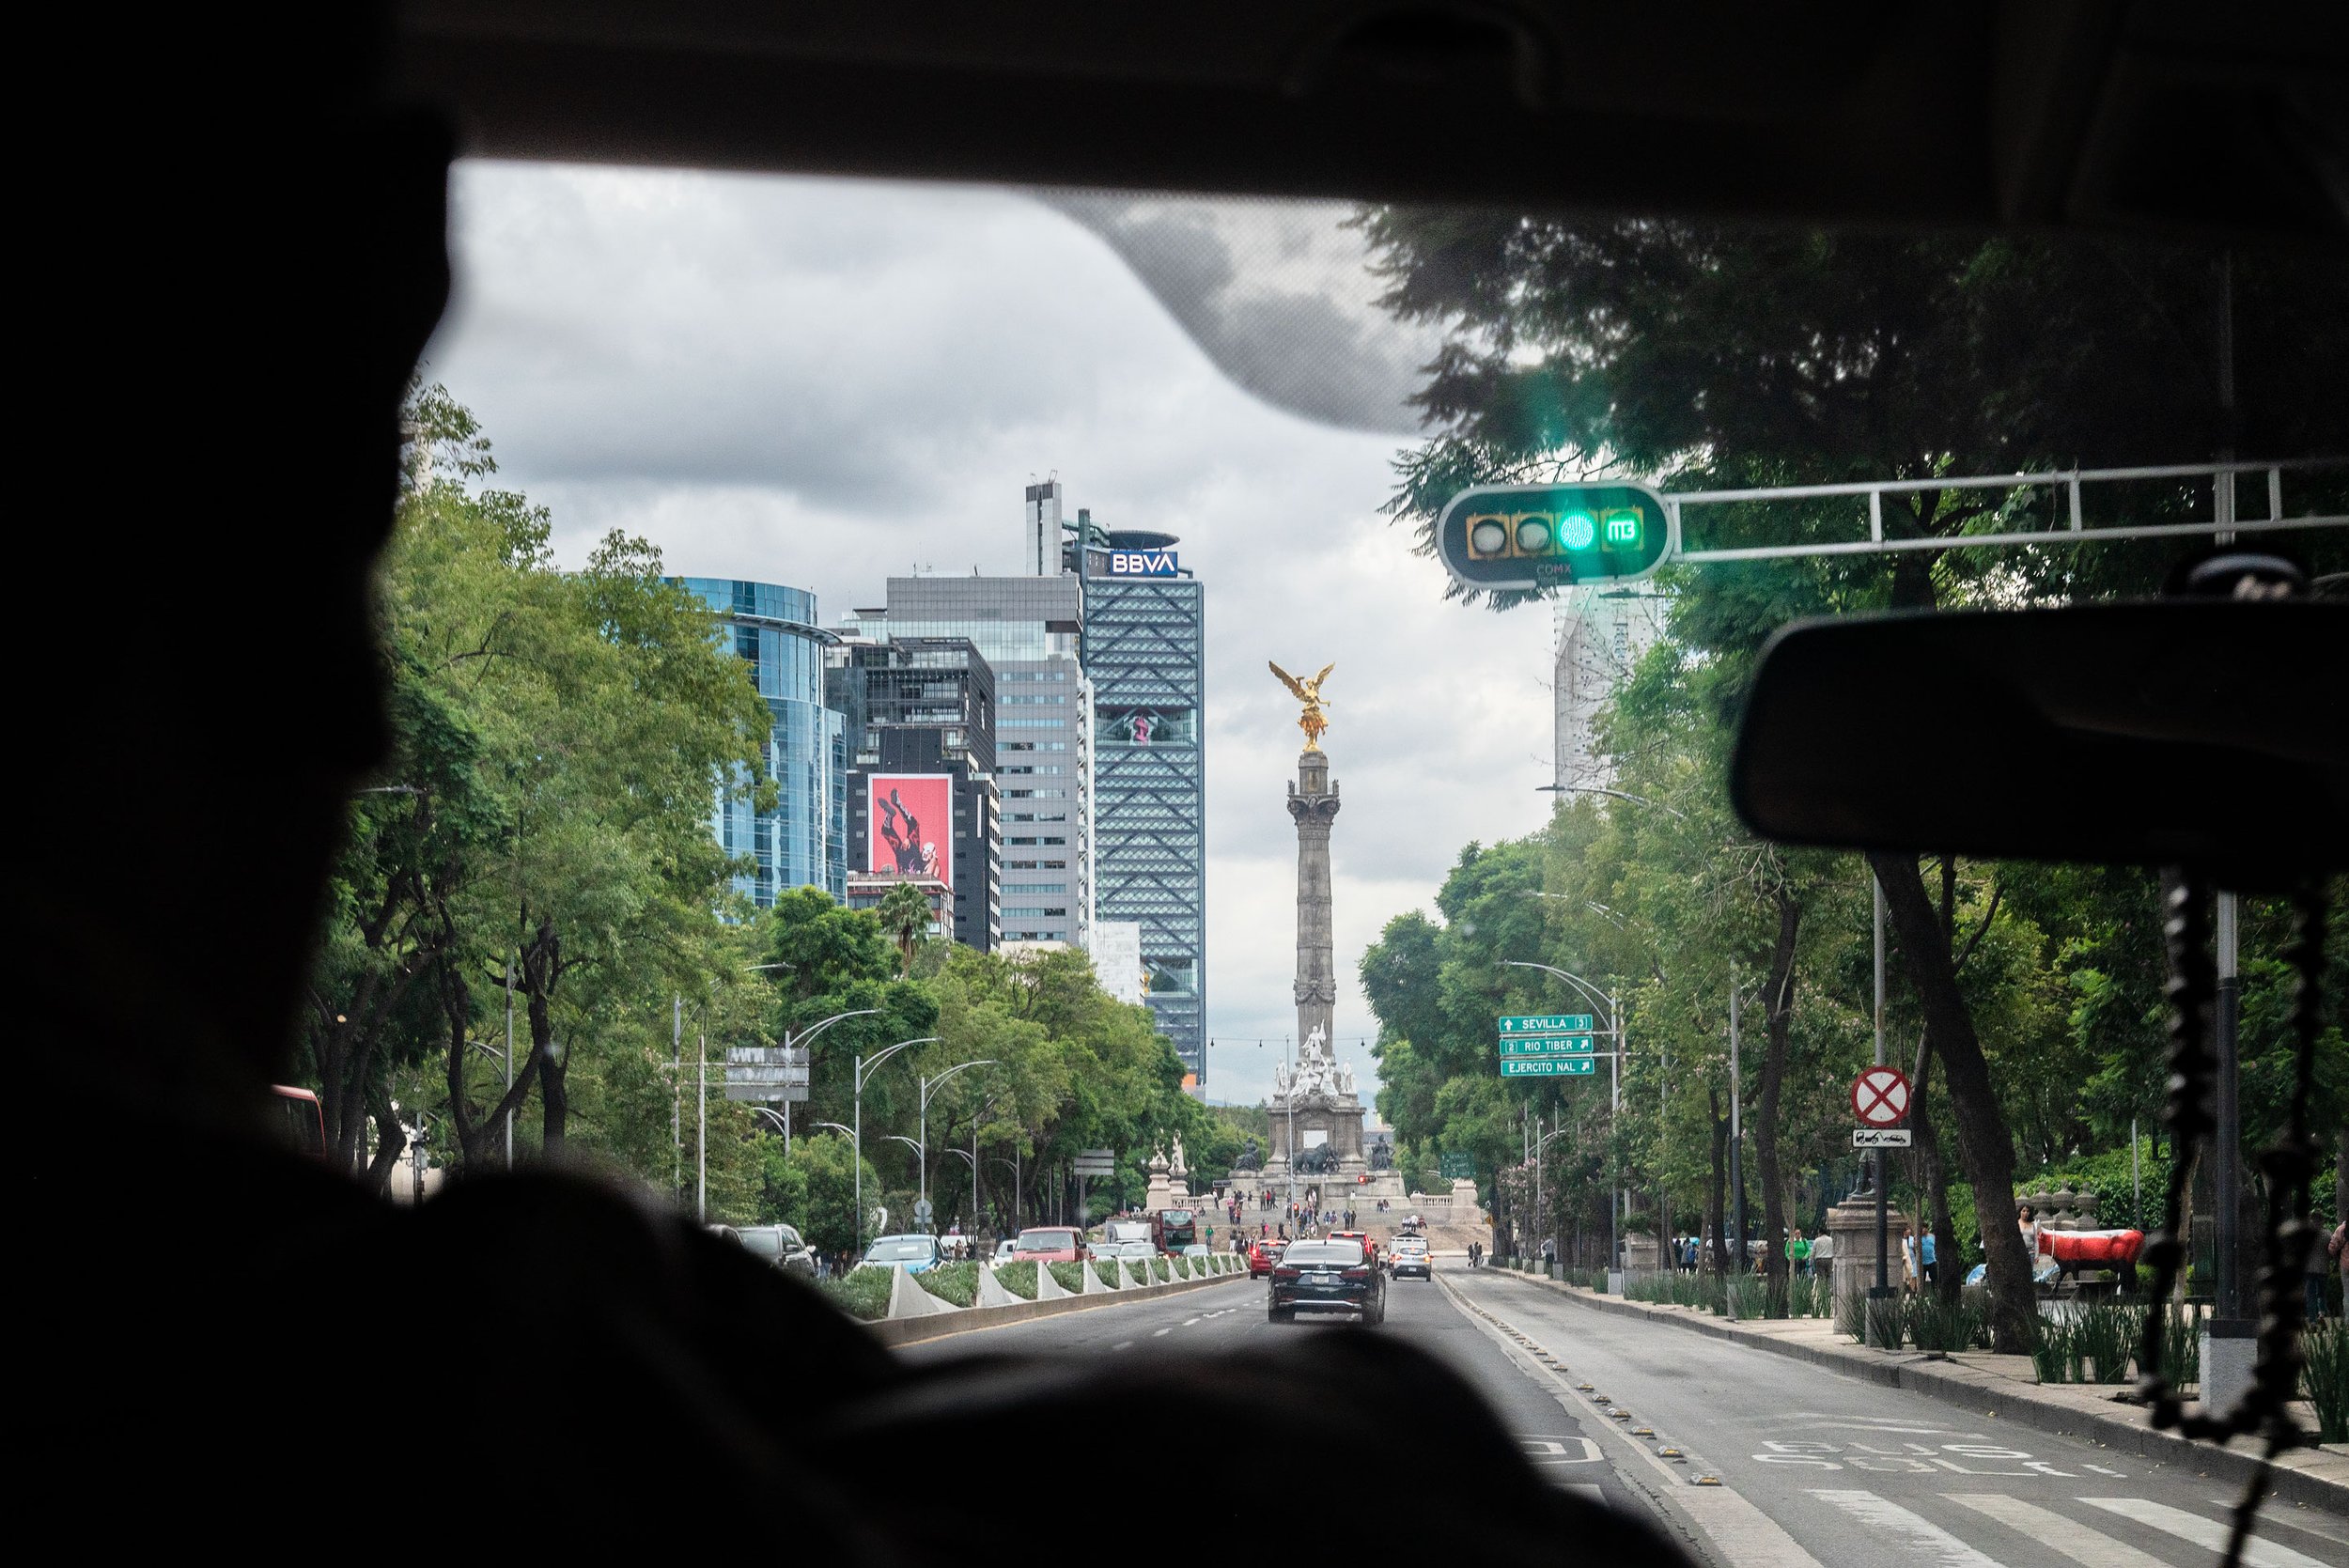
left=901, top=1259, right=2348, bottom=1567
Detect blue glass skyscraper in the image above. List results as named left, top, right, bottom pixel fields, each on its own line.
left=677, top=578, right=847, bottom=906
left=1078, top=524, right=1206, bottom=1089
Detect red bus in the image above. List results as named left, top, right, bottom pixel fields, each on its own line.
left=1150, top=1208, right=1198, bottom=1252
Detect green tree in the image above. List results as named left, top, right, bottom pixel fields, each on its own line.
left=1360, top=212, right=2347, bottom=1348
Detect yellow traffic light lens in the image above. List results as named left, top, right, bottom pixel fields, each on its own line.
left=1561, top=511, right=1597, bottom=551
left=1470, top=518, right=1508, bottom=556
left=1515, top=517, right=1552, bottom=553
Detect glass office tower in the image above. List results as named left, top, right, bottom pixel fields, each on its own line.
left=677, top=578, right=848, bottom=906
left=1079, top=527, right=1206, bottom=1089
left=858, top=574, right=1092, bottom=946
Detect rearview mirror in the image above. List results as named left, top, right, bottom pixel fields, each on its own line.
left=1729, top=601, right=2346, bottom=889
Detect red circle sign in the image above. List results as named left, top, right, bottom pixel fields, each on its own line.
left=1851, top=1066, right=1912, bottom=1127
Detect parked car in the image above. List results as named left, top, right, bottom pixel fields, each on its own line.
left=860, top=1234, right=944, bottom=1274
left=1011, top=1226, right=1085, bottom=1265
left=732, top=1223, right=817, bottom=1275
left=1180, top=1243, right=1210, bottom=1259
left=1248, top=1237, right=1286, bottom=1278
left=1388, top=1235, right=1431, bottom=1281
left=1109, top=1239, right=1158, bottom=1262
left=1268, top=1239, right=1385, bottom=1326
left=992, top=1239, right=1019, bottom=1267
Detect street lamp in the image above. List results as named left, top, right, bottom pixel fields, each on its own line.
left=764, top=1006, right=879, bottom=1155
left=1534, top=783, right=1688, bottom=818
left=916, top=1059, right=997, bottom=1227
left=1502, top=960, right=1626, bottom=1286
left=852, top=1036, right=936, bottom=1254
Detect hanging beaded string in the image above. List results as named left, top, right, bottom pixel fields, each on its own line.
left=2130, top=877, right=2326, bottom=1568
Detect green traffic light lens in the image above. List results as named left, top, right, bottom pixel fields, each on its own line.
left=1561, top=511, right=1596, bottom=551
left=1515, top=517, right=1552, bottom=553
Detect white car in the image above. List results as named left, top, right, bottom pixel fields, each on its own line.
left=991, top=1239, right=1018, bottom=1266
left=1180, top=1243, right=1210, bottom=1258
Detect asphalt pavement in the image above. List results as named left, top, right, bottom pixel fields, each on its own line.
left=899, top=1259, right=2348, bottom=1567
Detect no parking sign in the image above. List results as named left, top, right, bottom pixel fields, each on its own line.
left=1850, top=1065, right=1912, bottom=1127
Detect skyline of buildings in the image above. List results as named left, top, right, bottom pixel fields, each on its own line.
left=686, top=478, right=1207, bottom=1092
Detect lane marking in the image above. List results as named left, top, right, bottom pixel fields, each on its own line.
left=1152, top=1327, right=1172, bottom=1337
left=1183, top=1317, right=1200, bottom=1326
left=2079, top=1498, right=2325, bottom=1568
left=1112, top=1341, right=1134, bottom=1351
left=1944, top=1495, right=2169, bottom=1568
left=1806, top=1489, right=2003, bottom=1567
left=1439, top=1273, right=1822, bottom=1568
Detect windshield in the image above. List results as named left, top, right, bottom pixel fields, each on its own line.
left=299, top=132, right=2344, bottom=1568
left=738, top=1230, right=784, bottom=1258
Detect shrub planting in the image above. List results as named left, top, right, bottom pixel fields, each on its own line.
left=994, top=1261, right=1039, bottom=1300
left=821, top=1267, right=894, bottom=1322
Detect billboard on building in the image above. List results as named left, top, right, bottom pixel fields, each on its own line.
left=867, top=774, right=952, bottom=887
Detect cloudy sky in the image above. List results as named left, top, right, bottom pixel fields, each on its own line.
left=425, top=163, right=1559, bottom=1109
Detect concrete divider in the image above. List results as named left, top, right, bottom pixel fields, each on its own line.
left=1034, top=1262, right=1072, bottom=1300
left=974, top=1264, right=1019, bottom=1308
left=884, top=1264, right=961, bottom=1319
left=865, top=1266, right=1252, bottom=1346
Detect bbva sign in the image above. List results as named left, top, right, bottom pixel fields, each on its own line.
left=1105, top=550, right=1180, bottom=577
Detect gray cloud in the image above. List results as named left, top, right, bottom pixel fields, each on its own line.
left=426, top=164, right=1554, bottom=1111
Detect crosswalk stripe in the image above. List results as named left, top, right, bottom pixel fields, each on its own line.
left=1942, top=1494, right=2168, bottom=1567
left=2079, top=1498, right=2326, bottom=1568
left=2212, top=1503, right=2349, bottom=1551
left=1807, top=1489, right=2004, bottom=1567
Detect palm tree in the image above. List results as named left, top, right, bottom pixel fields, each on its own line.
left=876, top=880, right=932, bottom=975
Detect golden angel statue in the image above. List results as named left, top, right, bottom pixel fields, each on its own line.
left=1268, top=660, right=1334, bottom=751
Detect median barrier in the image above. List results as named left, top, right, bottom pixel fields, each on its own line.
left=866, top=1258, right=1253, bottom=1347
left=1034, top=1262, right=1073, bottom=1300
left=974, top=1265, right=1020, bottom=1308
left=885, top=1265, right=960, bottom=1320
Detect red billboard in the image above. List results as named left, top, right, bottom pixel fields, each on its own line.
left=868, top=774, right=953, bottom=887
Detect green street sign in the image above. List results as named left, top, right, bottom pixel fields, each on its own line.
left=1438, top=483, right=1672, bottom=592
left=1499, top=1035, right=1595, bottom=1057
left=1500, top=1057, right=1596, bottom=1079
left=1439, top=1152, right=1476, bottom=1181
left=1499, top=1014, right=1595, bottom=1035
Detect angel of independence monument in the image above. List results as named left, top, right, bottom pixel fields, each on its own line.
left=1257, top=662, right=1404, bottom=1203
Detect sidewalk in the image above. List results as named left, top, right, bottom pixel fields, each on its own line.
left=1477, top=1266, right=2349, bottom=1512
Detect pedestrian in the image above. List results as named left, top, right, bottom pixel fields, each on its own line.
left=2331, top=1220, right=2347, bottom=1318
left=1921, top=1229, right=1937, bottom=1285
left=1809, top=1228, right=1833, bottom=1285
left=1788, top=1228, right=1811, bottom=1277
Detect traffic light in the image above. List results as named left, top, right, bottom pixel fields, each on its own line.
left=1439, top=482, right=1671, bottom=591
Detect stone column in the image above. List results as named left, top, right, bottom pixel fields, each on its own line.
left=1287, top=750, right=1341, bottom=1050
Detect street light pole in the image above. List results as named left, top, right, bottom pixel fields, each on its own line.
left=916, top=1059, right=998, bottom=1226
left=851, top=1036, right=936, bottom=1255
left=1728, top=963, right=1746, bottom=1322
left=1501, top=960, right=1621, bottom=1280
left=697, top=1022, right=708, bottom=1224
